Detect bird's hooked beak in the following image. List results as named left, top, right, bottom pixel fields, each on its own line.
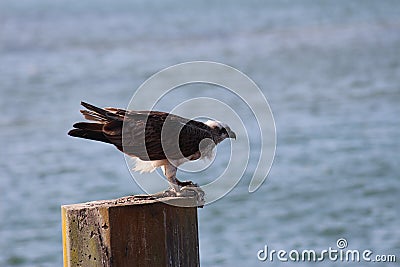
left=227, top=129, right=237, bottom=140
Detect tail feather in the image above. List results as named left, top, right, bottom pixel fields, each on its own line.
left=68, top=129, right=111, bottom=144
left=69, top=102, right=124, bottom=145
left=73, top=122, right=104, bottom=131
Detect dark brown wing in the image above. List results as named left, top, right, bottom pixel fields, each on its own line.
left=69, top=102, right=214, bottom=161
left=121, top=112, right=213, bottom=160
left=120, top=112, right=159, bottom=159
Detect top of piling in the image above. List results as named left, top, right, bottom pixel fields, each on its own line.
left=62, top=192, right=204, bottom=210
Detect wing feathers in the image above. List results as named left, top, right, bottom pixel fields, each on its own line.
left=80, top=101, right=109, bottom=118
left=81, top=101, right=123, bottom=121
left=80, top=110, right=107, bottom=122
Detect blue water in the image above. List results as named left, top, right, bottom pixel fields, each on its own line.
left=1, top=1, right=400, bottom=266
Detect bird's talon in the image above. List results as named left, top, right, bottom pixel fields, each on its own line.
left=163, top=188, right=178, bottom=197
left=180, top=185, right=205, bottom=205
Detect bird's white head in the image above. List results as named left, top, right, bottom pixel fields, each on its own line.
left=205, top=120, right=236, bottom=143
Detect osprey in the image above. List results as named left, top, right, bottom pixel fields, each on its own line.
left=68, top=102, right=236, bottom=194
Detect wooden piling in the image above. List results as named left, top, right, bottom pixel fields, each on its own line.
left=62, top=195, right=201, bottom=267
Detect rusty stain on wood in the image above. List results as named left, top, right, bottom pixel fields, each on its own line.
left=62, top=195, right=200, bottom=267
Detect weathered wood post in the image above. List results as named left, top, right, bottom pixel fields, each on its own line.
left=62, top=194, right=202, bottom=267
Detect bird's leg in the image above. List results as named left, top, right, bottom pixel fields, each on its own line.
left=161, top=163, right=197, bottom=189
left=161, top=163, right=204, bottom=204
left=161, top=164, right=180, bottom=193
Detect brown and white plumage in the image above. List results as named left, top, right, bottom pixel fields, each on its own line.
left=68, top=102, right=236, bottom=192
